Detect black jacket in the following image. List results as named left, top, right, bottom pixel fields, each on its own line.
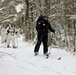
left=36, top=19, right=55, bottom=35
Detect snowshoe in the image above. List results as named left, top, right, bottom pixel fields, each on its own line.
left=34, top=52, right=38, bottom=56
left=7, top=45, right=11, bottom=48
left=13, top=46, right=17, bottom=48
left=46, top=54, right=49, bottom=59
left=58, top=57, right=61, bottom=60
left=44, top=53, right=49, bottom=59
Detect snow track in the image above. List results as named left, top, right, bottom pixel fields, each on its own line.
left=0, top=36, right=76, bottom=75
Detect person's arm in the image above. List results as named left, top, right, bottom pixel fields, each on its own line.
left=6, top=26, right=10, bottom=34
left=36, top=21, right=43, bottom=34
left=15, top=27, right=18, bottom=34
left=48, top=22, right=55, bottom=33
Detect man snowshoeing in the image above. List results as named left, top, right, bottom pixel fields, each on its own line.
left=34, top=15, right=55, bottom=58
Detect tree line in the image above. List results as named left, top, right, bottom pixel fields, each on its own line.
left=16, top=0, right=76, bottom=53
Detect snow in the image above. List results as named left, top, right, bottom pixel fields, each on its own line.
left=15, top=3, right=24, bottom=13
left=0, top=0, right=5, bottom=2
left=70, top=15, right=76, bottom=20
left=0, top=7, right=5, bottom=11
left=0, top=35, right=76, bottom=75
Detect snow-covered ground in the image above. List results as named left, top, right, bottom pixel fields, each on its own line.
left=0, top=35, right=76, bottom=75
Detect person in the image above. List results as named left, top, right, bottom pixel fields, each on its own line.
left=34, top=15, right=55, bottom=57
left=0, top=22, right=7, bottom=43
left=6, top=22, right=17, bottom=48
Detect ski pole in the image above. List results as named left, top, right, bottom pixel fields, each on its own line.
left=4, top=33, right=8, bottom=48
left=49, top=33, right=56, bottom=54
left=16, top=37, right=18, bottom=47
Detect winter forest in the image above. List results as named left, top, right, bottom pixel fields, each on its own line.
left=0, top=0, right=76, bottom=52
left=0, top=0, right=76, bottom=75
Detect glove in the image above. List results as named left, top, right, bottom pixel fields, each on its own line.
left=7, top=30, right=9, bottom=33
left=15, top=32, right=18, bottom=34
left=7, top=30, right=9, bottom=34
left=53, top=30, right=55, bottom=33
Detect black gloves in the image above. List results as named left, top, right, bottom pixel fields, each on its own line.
left=15, top=32, right=18, bottom=34
left=7, top=30, right=9, bottom=34
left=7, top=30, right=9, bottom=33
left=53, top=30, right=55, bottom=33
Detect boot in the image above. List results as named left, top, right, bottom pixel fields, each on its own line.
left=13, top=46, right=17, bottom=48
left=44, top=52, right=49, bottom=58
left=7, top=45, right=11, bottom=48
left=34, top=52, right=38, bottom=56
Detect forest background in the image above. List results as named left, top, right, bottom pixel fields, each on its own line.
left=0, top=0, right=76, bottom=53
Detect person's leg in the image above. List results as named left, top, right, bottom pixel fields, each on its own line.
left=1, top=31, right=4, bottom=43
left=3, top=30, right=7, bottom=42
left=7, top=34, right=11, bottom=47
left=34, top=34, right=42, bottom=53
left=42, top=34, right=48, bottom=54
left=12, top=35, right=16, bottom=48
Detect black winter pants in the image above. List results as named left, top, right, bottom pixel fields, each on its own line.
left=34, top=33, right=48, bottom=54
